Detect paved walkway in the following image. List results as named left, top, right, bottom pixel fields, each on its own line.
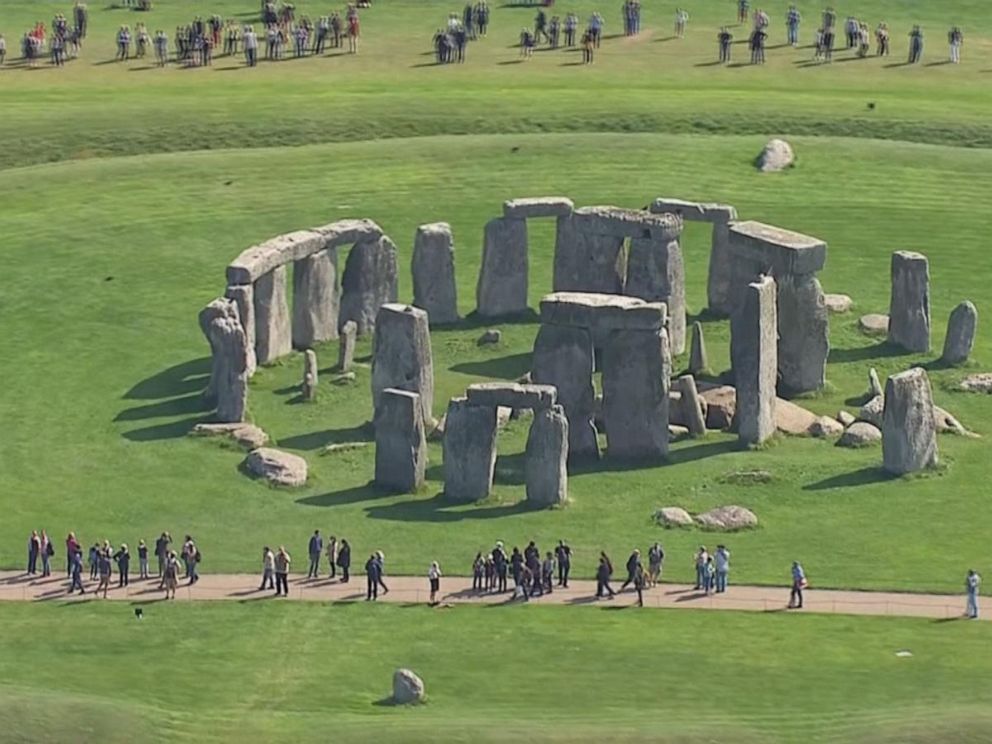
left=0, top=570, right=981, bottom=621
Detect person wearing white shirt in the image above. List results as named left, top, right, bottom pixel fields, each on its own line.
left=714, top=545, right=731, bottom=593
left=428, top=561, right=442, bottom=605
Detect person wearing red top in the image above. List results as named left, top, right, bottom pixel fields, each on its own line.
left=65, top=532, right=79, bottom=578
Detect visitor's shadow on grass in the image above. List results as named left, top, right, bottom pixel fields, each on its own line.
left=365, top=492, right=541, bottom=523
left=654, top=35, right=678, bottom=42
left=803, top=466, right=896, bottom=491
left=280, top=423, right=373, bottom=451
left=497, top=59, right=525, bottom=65
left=925, top=60, right=952, bottom=67
left=560, top=61, right=585, bottom=67
left=883, top=61, right=913, bottom=68
left=410, top=61, right=444, bottom=68
left=450, top=352, right=532, bottom=380
left=694, top=60, right=724, bottom=67
left=828, top=341, right=907, bottom=364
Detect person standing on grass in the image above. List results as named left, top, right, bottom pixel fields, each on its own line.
left=786, top=5, right=800, bottom=46
left=66, top=532, right=79, bottom=578
left=718, top=27, right=732, bottom=63
left=966, top=570, right=981, bottom=619
left=596, top=552, right=616, bottom=599
left=0, top=35, right=6, bottom=65
left=243, top=25, right=258, bottom=67
left=137, top=540, right=149, bottom=580
left=347, top=6, right=359, bottom=54
left=326, top=535, right=338, bottom=579
left=307, top=530, right=323, bottom=579
left=647, top=542, right=664, bottom=587
left=875, top=23, right=889, bottom=56
left=337, top=539, right=351, bottom=582
left=908, top=25, right=923, bottom=64
left=274, top=546, right=291, bottom=597
left=738, top=0, right=749, bottom=25
left=40, top=530, right=53, bottom=577
left=114, top=543, right=130, bottom=588
left=97, top=548, right=112, bottom=599
left=88, top=543, right=99, bottom=581
left=163, top=550, right=180, bottom=600
left=555, top=540, right=571, bottom=588
left=260, top=546, right=275, bottom=590
left=788, top=561, right=807, bottom=609
left=675, top=8, right=689, bottom=39
left=428, top=561, right=442, bottom=605
left=564, top=12, right=577, bottom=47
left=365, top=553, right=380, bottom=601
left=948, top=26, right=962, bottom=64
left=714, top=545, right=730, bottom=593
left=68, top=548, right=85, bottom=595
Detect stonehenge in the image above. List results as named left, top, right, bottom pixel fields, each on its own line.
left=374, top=388, right=427, bottom=493
left=688, top=321, right=708, bottom=375
left=370, top=304, right=434, bottom=428
left=733, top=276, right=778, bottom=446
left=476, top=216, right=529, bottom=318
left=525, top=405, right=569, bottom=506
left=882, top=368, right=938, bottom=475
left=198, top=298, right=250, bottom=423
left=442, top=397, right=499, bottom=502
left=338, top=320, right=357, bottom=372
left=292, top=248, right=339, bottom=349
left=942, top=300, right=977, bottom=365
left=888, top=251, right=931, bottom=353
left=339, top=235, right=400, bottom=336
left=254, top=264, right=292, bottom=365
left=302, top=349, right=318, bottom=402
left=412, top=223, right=459, bottom=326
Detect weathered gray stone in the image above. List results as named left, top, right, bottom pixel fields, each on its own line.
left=371, top=304, right=434, bottom=428
left=199, top=298, right=250, bottom=423
left=707, top=220, right=736, bottom=316
left=552, top=216, right=626, bottom=295
left=302, top=349, right=318, bottom=402
left=531, top=323, right=599, bottom=461
left=700, top=384, right=736, bottom=430
left=412, top=223, right=459, bottom=326
left=332, top=371, right=356, bottom=385
left=338, top=320, right=357, bottom=372
left=503, top=196, right=574, bottom=219
left=654, top=506, right=694, bottom=527
left=696, top=505, right=759, bottom=530
left=960, top=373, right=992, bottom=394
left=728, top=221, right=827, bottom=277
left=838, top=421, right=882, bottom=448
left=933, top=405, right=971, bottom=436
left=674, top=375, right=706, bottom=437
left=253, top=266, right=292, bottom=364
left=810, top=415, right=844, bottom=438
left=775, top=398, right=819, bottom=436
left=465, top=382, right=557, bottom=411
left=476, top=217, right=528, bottom=318
left=668, top=389, right=709, bottom=429
left=243, top=447, right=308, bottom=487
left=477, top=329, right=501, bottom=345
left=837, top=410, right=856, bottom=427
left=756, top=138, right=795, bottom=172
left=888, top=251, right=931, bottom=353
left=571, top=206, right=681, bottom=241
left=198, top=298, right=237, bottom=399
left=649, top=198, right=736, bottom=224
left=224, top=284, right=257, bottom=376
left=882, top=368, right=938, bottom=474
left=625, top=236, right=686, bottom=354
left=860, top=313, right=890, bottom=336
left=734, top=276, right=778, bottom=446
left=868, top=368, right=884, bottom=398
left=292, top=249, right=339, bottom=349
left=442, top=397, right=497, bottom=502
left=689, top=321, right=709, bottom=375
left=539, top=292, right=667, bottom=332
left=192, top=422, right=268, bottom=450
left=226, top=230, right=325, bottom=286
left=602, top=328, right=671, bottom=459
left=859, top=395, right=885, bottom=427
left=777, top=274, right=829, bottom=394
left=525, top=404, right=569, bottom=506
left=315, top=219, right=386, bottom=250
left=942, top=301, right=978, bottom=365
left=392, top=669, right=425, bottom=705
left=374, top=389, right=427, bottom=493
left=339, top=236, right=399, bottom=336
left=669, top=424, right=690, bottom=441
left=824, top=293, right=853, bottom=314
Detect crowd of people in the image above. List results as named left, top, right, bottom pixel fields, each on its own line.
left=431, top=3, right=490, bottom=65
left=10, top=3, right=87, bottom=68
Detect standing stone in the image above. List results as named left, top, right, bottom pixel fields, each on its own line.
left=524, top=405, right=569, bottom=506
left=370, top=304, right=434, bottom=428
left=689, top=321, right=709, bottom=375
left=625, top=237, right=686, bottom=354
left=734, top=276, right=778, bottom=446
left=602, top=328, right=671, bottom=459
left=675, top=375, right=706, bottom=437
left=225, top=284, right=256, bottom=376
left=476, top=217, right=528, bottom=317
left=412, top=223, right=459, bottom=326
left=776, top=274, right=829, bottom=394
left=868, top=368, right=883, bottom=398
left=942, top=301, right=978, bottom=365
left=253, top=265, right=292, bottom=365
left=708, top=220, right=736, bottom=316
left=888, top=251, right=931, bottom=353
left=531, top=323, right=599, bottom=461
left=374, top=389, right=427, bottom=492
left=338, top=320, right=357, bottom=372
left=199, top=299, right=250, bottom=423
left=339, top=236, right=399, bottom=336
left=552, top=216, right=626, bottom=295
left=302, top=349, right=318, bottom=402
left=882, top=368, right=938, bottom=475
left=442, top=397, right=497, bottom=502
left=292, top=248, right=339, bottom=349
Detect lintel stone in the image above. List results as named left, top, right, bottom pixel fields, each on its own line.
left=465, top=382, right=558, bottom=410
left=728, top=220, right=827, bottom=276
left=649, top=198, right=737, bottom=223
left=539, top=292, right=667, bottom=331
left=503, top=197, right=575, bottom=219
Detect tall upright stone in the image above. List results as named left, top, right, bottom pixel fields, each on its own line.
left=525, top=404, right=569, bottom=506
left=442, top=397, right=498, bottom=502
left=371, top=304, right=434, bottom=428
left=688, top=321, right=709, bottom=375
left=292, top=248, right=339, bottom=349
left=531, top=323, right=599, bottom=461
left=302, top=349, right=318, bottom=402
left=225, top=284, right=257, bottom=376
left=734, top=276, right=778, bottom=446
left=625, top=236, right=686, bottom=354
left=553, top=216, right=626, bottom=295
left=675, top=375, right=707, bottom=437
left=253, top=265, right=292, bottom=364
left=882, top=368, right=938, bottom=475
left=375, top=388, right=427, bottom=492
left=198, top=298, right=249, bottom=423
left=412, top=223, right=459, bottom=326
left=338, top=320, right=357, bottom=372
left=942, top=301, right=977, bottom=365
left=888, top=251, right=931, bottom=353
left=476, top=217, right=528, bottom=317
left=339, top=236, right=399, bottom=336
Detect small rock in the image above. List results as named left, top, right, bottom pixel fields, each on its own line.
left=699, top=384, right=736, bottom=431
left=322, top=442, right=370, bottom=454
left=934, top=406, right=972, bottom=436
left=392, top=668, right=426, bottom=705
left=838, top=421, right=882, bottom=448
left=695, top=505, right=758, bottom=531
left=809, top=415, right=844, bottom=438
left=332, top=372, right=357, bottom=385
left=757, top=138, right=795, bottom=172
left=824, top=294, right=853, bottom=314
left=496, top=406, right=513, bottom=429
left=668, top=424, right=690, bottom=442
left=654, top=506, right=694, bottom=527
left=836, top=410, right=856, bottom=427
left=477, top=329, right=502, bottom=345
left=960, top=374, right=992, bottom=394
left=859, top=314, right=889, bottom=336
left=868, top=368, right=884, bottom=398
left=859, top=395, right=885, bottom=427
left=243, top=448, right=308, bottom=487
left=191, top=422, right=269, bottom=450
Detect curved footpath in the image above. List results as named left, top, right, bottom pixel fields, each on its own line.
left=0, top=571, right=981, bottom=621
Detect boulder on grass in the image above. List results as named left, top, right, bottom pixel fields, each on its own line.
left=838, top=422, right=882, bottom=448
left=824, top=294, right=853, bottom=314
left=809, top=415, right=844, bottom=438
left=756, top=139, right=795, bottom=172
left=192, top=422, right=268, bottom=450
left=836, top=410, right=856, bottom=427
left=859, top=395, right=885, bottom=427
left=392, top=669, right=426, bottom=704
left=243, top=448, right=308, bottom=487
left=960, top=374, right=992, bottom=394
left=859, top=314, right=889, bottom=336
left=654, top=506, right=693, bottom=527
left=695, top=505, right=758, bottom=531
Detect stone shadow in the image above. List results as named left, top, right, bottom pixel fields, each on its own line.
left=828, top=342, right=907, bottom=364
left=296, top=482, right=395, bottom=508
left=365, top=492, right=541, bottom=523
left=279, top=423, right=373, bottom=451
left=450, top=352, right=532, bottom=380
left=803, top=466, right=895, bottom=491
left=124, top=357, right=211, bottom=400
left=116, top=358, right=215, bottom=441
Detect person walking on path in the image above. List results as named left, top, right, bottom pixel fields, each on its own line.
left=260, top=546, right=275, bottom=590
left=365, top=554, right=381, bottom=601
left=633, top=562, right=647, bottom=607
left=337, top=539, right=351, bottom=582
left=97, top=548, right=112, bottom=599
left=307, top=530, right=323, bottom=579
left=714, top=545, right=730, bottom=593
left=510, top=546, right=524, bottom=589
left=68, top=548, right=85, bottom=595
left=65, top=532, right=79, bottom=578
left=694, top=546, right=709, bottom=590
left=274, top=547, right=291, bottom=597
left=114, top=543, right=130, bottom=588
left=163, top=550, right=180, bottom=600
left=596, top=553, right=616, bottom=599
left=703, top=556, right=716, bottom=595
left=517, top=563, right=533, bottom=601
left=374, top=551, right=389, bottom=596
left=137, top=540, right=149, bottom=580
left=620, top=549, right=641, bottom=592
left=27, top=531, right=41, bottom=575
left=789, top=561, right=807, bottom=609
left=428, top=561, right=442, bottom=605
left=541, top=552, right=555, bottom=595
left=648, top=542, right=664, bottom=587
left=155, top=532, right=171, bottom=583
left=966, top=569, right=981, bottom=619
left=186, top=539, right=200, bottom=585
left=555, top=540, right=571, bottom=588
left=326, top=536, right=338, bottom=579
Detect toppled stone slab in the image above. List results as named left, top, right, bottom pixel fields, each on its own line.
left=775, top=398, right=818, bottom=436
left=859, top=314, right=890, bottom=336
left=960, top=374, right=992, bottom=394
left=824, top=294, right=853, bottom=314
left=809, top=415, right=844, bottom=438
left=668, top=424, right=690, bottom=441
left=465, top=382, right=557, bottom=411
left=868, top=368, right=884, bottom=398
left=654, top=506, right=694, bottom=527
left=695, top=505, right=759, bottom=531
left=883, top=368, right=938, bottom=474
left=888, top=251, right=931, bottom=353
left=649, top=198, right=736, bottom=223
left=838, top=422, right=882, bottom=448
left=392, top=669, right=426, bottom=705
left=539, top=292, right=667, bottom=332
left=243, top=447, right=308, bottom=487
left=942, top=301, right=977, bottom=365
left=192, top=422, right=268, bottom=450
left=757, top=138, right=795, bottom=172
left=934, top=406, right=971, bottom=436
left=728, top=221, right=827, bottom=276
left=837, top=410, right=856, bottom=427
left=572, top=206, right=681, bottom=240
left=503, top=196, right=574, bottom=219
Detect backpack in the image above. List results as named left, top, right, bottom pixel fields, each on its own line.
left=46, top=542, right=55, bottom=557
left=194, top=549, right=202, bottom=563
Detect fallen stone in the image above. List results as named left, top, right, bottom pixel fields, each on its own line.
left=933, top=406, right=971, bottom=436
left=888, top=251, right=931, bottom=353
left=838, top=422, right=882, bottom=448
left=243, top=448, right=308, bottom=487
left=883, top=368, right=938, bottom=475
left=322, top=442, right=370, bottom=454
left=868, top=368, right=884, bottom=398
left=338, top=320, right=357, bottom=372
left=695, top=505, right=759, bottom=531
left=688, top=321, right=709, bottom=375
left=412, top=223, right=459, bottom=326
left=191, top=423, right=268, bottom=450
left=465, top=382, right=557, bottom=411
left=339, top=235, right=399, bottom=336
left=392, top=669, right=425, bottom=705
left=720, top=469, right=773, bottom=486
left=809, top=415, right=844, bottom=438
left=370, top=304, right=434, bottom=428
left=960, top=374, right=992, bottom=394
left=524, top=404, right=569, bottom=506
left=942, top=301, right=978, bottom=365
left=668, top=425, right=690, bottom=441
left=824, top=294, right=853, bottom=314
left=503, top=196, right=574, bottom=219
left=302, top=349, right=318, bottom=402
left=757, top=138, right=795, bottom=172
left=332, top=372, right=356, bottom=385
left=476, top=216, right=528, bottom=318
left=859, top=395, right=885, bottom=427
left=700, top=385, right=736, bottom=431
left=836, top=410, right=856, bottom=427
left=775, top=398, right=818, bottom=436
left=859, top=314, right=890, bottom=336
left=374, top=389, right=427, bottom=493
left=442, top=398, right=498, bottom=502
left=654, top=506, right=694, bottom=527
left=477, top=329, right=501, bottom=345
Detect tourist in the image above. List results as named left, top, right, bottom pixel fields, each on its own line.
left=857, top=22, right=870, bottom=57
left=308, top=529, right=323, bottom=579
left=484, top=554, right=495, bottom=591
left=337, top=539, right=351, bottom=582
left=786, top=5, right=800, bottom=46
left=374, top=550, right=389, bottom=595
left=181, top=535, right=194, bottom=579
left=88, top=543, right=99, bottom=580
left=274, top=546, right=291, bottom=596
left=844, top=16, right=857, bottom=48
left=703, top=556, right=716, bottom=594
left=596, top=552, right=616, bottom=599
left=74, top=1, right=88, bottom=39
left=966, top=569, right=981, bottom=619
left=875, top=22, right=889, bottom=56
left=137, top=540, right=149, bottom=580
left=534, top=9, right=548, bottom=44
left=114, top=543, right=130, bottom=588
left=694, top=546, right=709, bottom=589
left=260, top=546, right=275, bottom=590
left=517, top=562, right=533, bottom=601
left=428, top=561, right=442, bottom=605
left=476, top=0, right=489, bottom=37
left=493, top=541, right=509, bottom=592
left=788, top=560, right=807, bottom=609
left=633, top=561, right=646, bottom=607
left=326, top=535, right=338, bottom=579
left=749, top=25, right=766, bottom=64
left=589, top=12, right=603, bottom=47
left=563, top=12, right=577, bottom=47
left=155, top=532, right=171, bottom=582
left=647, top=542, right=664, bottom=587
left=674, top=8, right=688, bottom=40
left=555, top=540, right=571, bottom=587
left=714, top=545, right=730, bottom=593
left=581, top=29, right=593, bottom=64
left=948, top=26, right=963, bottom=64
left=68, top=548, right=85, bottom=595
left=472, top=552, right=485, bottom=591
left=365, top=553, right=380, bottom=601
left=65, top=532, right=79, bottom=578
left=822, top=6, right=836, bottom=33
left=243, top=25, right=258, bottom=67
left=0, top=34, right=6, bottom=65
left=27, top=530, right=40, bottom=575
left=510, top=546, right=524, bottom=585
left=163, top=550, right=180, bottom=600
left=347, top=6, right=359, bottom=54
left=718, top=27, right=732, bottom=64
left=97, top=547, right=112, bottom=598
left=738, top=0, right=749, bottom=25
left=620, top=549, right=641, bottom=591
left=116, top=25, right=131, bottom=61
left=908, top=25, right=923, bottom=64
left=153, top=29, right=168, bottom=65
left=40, top=530, right=53, bottom=577
left=541, top=551, right=555, bottom=595
left=183, top=536, right=199, bottom=585
left=821, top=24, right=834, bottom=62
